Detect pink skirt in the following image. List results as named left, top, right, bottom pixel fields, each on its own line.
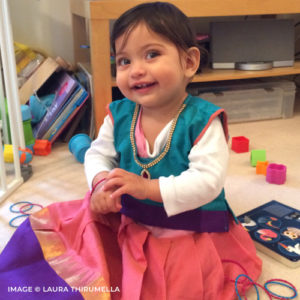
left=29, top=192, right=262, bottom=300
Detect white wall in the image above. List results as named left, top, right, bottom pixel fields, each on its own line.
left=8, top=0, right=74, bottom=64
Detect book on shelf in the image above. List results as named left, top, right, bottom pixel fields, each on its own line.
left=33, top=71, right=78, bottom=139
left=60, top=104, right=88, bottom=143
left=76, top=62, right=95, bottom=139
left=42, top=85, right=89, bottom=143
left=238, top=200, right=300, bottom=268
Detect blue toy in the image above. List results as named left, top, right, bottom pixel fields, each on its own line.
left=29, top=93, right=55, bottom=124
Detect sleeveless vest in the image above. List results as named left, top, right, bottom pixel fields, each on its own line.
left=108, top=94, right=234, bottom=232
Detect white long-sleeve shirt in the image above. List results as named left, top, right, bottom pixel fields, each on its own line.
left=84, top=114, right=229, bottom=217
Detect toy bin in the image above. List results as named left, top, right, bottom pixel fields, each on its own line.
left=188, top=79, right=296, bottom=122
left=221, top=79, right=296, bottom=118
left=198, top=88, right=283, bottom=123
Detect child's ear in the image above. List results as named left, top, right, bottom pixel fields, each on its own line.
left=184, top=47, right=200, bottom=78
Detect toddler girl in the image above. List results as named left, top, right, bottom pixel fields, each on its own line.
left=85, top=2, right=262, bottom=299
left=0, top=2, right=262, bottom=300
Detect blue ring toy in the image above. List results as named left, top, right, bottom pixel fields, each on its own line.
left=235, top=274, right=260, bottom=300
left=9, top=201, right=33, bottom=213
left=9, top=214, right=30, bottom=228
left=264, top=280, right=297, bottom=299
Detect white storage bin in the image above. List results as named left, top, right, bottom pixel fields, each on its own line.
left=199, top=87, right=284, bottom=123
left=219, top=79, right=295, bottom=118
left=188, top=79, right=296, bottom=122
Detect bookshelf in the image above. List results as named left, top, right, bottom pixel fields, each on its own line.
left=70, top=0, right=300, bottom=131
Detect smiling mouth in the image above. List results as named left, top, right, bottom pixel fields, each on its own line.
left=133, top=82, right=156, bottom=90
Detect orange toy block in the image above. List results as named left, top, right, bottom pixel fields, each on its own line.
left=256, top=161, right=269, bottom=175
left=33, top=140, right=51, bottom=156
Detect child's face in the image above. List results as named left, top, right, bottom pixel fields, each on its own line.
left=115, top=22, right=195, bottom=109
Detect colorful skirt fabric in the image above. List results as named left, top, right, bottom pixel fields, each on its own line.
left=0, top=192, right=262, bottom=299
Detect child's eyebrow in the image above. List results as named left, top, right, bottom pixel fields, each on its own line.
left=116, top=43, right=165, bottom=57
left=141, top=43, right=166, bottom=50
left=115, top=51, right=126, bottom=58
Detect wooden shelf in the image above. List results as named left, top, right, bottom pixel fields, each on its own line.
left=88, top=0, right=300, bottom=19
left=70, top=0, right=300, bottom=131
left=111, top=62, right=300, bottom=87
left=193, top=61, right=300, bottom=82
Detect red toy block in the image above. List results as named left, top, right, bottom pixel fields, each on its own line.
left=231, top=136, right=249, bottom=153
left=33, top=140, right=51, bottom=156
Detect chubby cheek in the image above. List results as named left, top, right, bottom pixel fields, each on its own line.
left=116, top=72, right=131, bottom=97
left=157, top=68, right=181, bottom=89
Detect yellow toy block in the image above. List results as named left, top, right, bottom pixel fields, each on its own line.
left=3, top=144, right=14, bottom=163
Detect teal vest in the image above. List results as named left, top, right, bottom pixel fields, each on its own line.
left=109, top=94, right=233, bottom=232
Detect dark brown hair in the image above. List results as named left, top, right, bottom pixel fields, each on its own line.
left=111, top=2, right=197, bottom=54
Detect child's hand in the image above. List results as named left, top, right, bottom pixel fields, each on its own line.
left=90, top=179, right=122, bottom=214
left=103, top=168, right=153, bottom=201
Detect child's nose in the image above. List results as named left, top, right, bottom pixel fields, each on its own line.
left=130, top=61, right=146, bottom=78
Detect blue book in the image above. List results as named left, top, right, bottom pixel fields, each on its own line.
left=33, top=72, right=78, bottom=139
left=42, top=85, right=89, bottom=143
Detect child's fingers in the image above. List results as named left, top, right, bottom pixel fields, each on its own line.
left=114, top=197, right=122, bottom=211
left=96, top=198, right=109, bottom=214
left=110, top=202, right=122, bottom=212
left=90, top=193, right=112, bottom=214
left=103, top=195, right=121, bottom=212
left=107, top=168, right=126, bottom=179
left=110, top=186, right=127, bottom=201
left=102, top=178, right=123, bottom=191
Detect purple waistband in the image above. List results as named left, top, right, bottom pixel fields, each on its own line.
left=120, top=196, right=229, bottom=232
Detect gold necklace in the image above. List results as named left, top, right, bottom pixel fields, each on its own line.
left=130, top=103, right=186, bottom=179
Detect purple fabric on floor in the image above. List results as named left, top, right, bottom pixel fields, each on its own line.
left=0, top=218, right=83, bottom=300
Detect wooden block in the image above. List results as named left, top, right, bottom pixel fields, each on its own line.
left=19, top=57, right=60, bottom=104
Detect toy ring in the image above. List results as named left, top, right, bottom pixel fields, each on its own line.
left=9, top=214, right=30, bottom=228
left=19, top=203, right=43, bottom=215
left=9, top=201, right=33, bottom=213
left=235, top=274, right=259, bottom=300
left=264, top=279, right=297, bottom=299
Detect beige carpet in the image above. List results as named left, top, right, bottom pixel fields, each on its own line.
left=225, top=97, right=300, bottom=298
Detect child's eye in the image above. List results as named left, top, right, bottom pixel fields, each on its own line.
left=117, top=58, right=130, bottom=66
left=146, top=51, right=159, bottom=59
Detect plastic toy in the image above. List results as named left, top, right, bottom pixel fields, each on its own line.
left=3, top=144, right=33, bottom=164
left=3, top=144, right=13, bottom=163
left=33, top=139, right=51, bottom=156
left=251, top=149, right=266, bottom=167
left=256, top=161, right=269, bottom=175
left=266, top=163, right=287, bottom=185
left=69, top=133, right=92, bottom=164
left=26, top=144, right=34, bottom=153
left=9, top=200, right=43, bottom=228
left=19, top=148, right=33, bottom=164
left=29, top=94, right=55, bottom=125
left=231, top=136, right=249, bottom=153
left=21, top=105, right=35, bottom=146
